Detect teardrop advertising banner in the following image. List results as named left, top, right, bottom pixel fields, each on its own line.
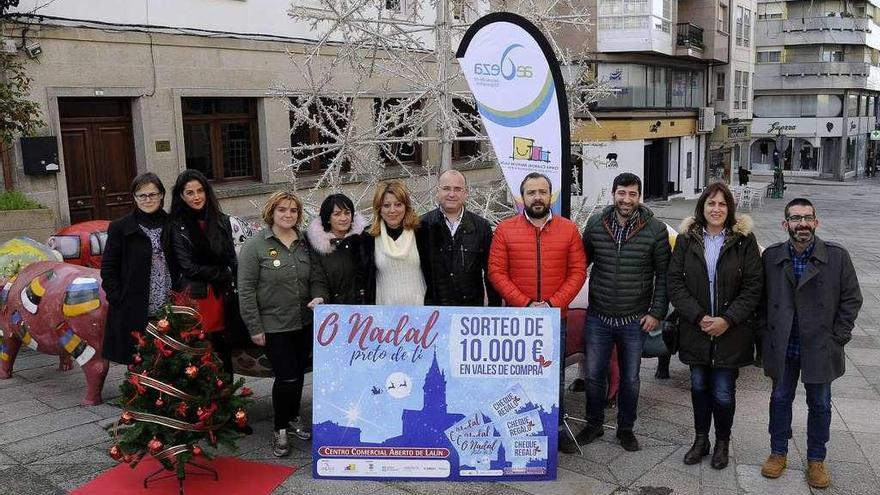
left=457, top=13, right=571, bottom=216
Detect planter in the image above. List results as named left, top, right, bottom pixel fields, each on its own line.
left=0, top=208, right=55, bottom=244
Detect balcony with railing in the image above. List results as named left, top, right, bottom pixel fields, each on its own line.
left=677, top=22, right=704, bottom=49
left=757, top=17, right=879, bottom=49
left=755, top=61, right=880, bottom=91
left=675, top=22, right=704, bottom=59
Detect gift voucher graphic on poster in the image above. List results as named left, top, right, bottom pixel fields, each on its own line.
left=312, top=305, right=560, bottom=481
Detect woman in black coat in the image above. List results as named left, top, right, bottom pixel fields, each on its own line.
left=169, top=169, right=239, bottom=377
left=667, top=182, right=763, bottom=470
left=305, top=194, right=367, bottom=304
left=101, top=173, right=174, bottom=364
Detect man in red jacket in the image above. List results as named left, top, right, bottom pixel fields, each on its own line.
left=488, top=172, right=587, bottom=454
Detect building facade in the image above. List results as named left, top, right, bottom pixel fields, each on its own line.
left=576, top=0, right=750, bottom=205
left=751, top=0, right=880, bottom=179
left=0, top=0, right=489, bottom=228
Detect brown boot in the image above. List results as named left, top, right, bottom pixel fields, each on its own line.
left=760, top=453, right=787, bottom=478
left=807, top=460, right=831, bottom=489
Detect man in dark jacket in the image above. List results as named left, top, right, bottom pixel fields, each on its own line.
left=578, top=173, right=670, bottom=452
left=420, top=169, right=500, bottom=307
left=759, top=198, right=862, bottom=489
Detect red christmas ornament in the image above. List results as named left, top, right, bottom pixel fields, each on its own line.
left=155, top=397, right=165, bottom=408
left=127, top=364, right=138, bottom=372
left=192, top=445, right=203, bottom=456
left=157, top=319, right=171, bottom=333
left=215, top=378, right=224, bottom=390
left=198, top=330, right=206, bottom=341
left=120, top=410, right=134, bottom=424
left=174, top=402, right=189, bottom=418
left=109, top=445, right=123, bottom=461
left=122, top=454, right=134, bottom=464
left=185, top=364, right=199, bottom=379
left=147, top=437, right=164, bottom=455
left=239, top=386, right=253, bottom=397
left=133, top=353, right=143, bottom=365
left=234, top=408, right=248, bottom=428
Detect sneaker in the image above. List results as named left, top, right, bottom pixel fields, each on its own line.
left=807, top=460, right=831, bottom=489
left=289, top=416, right=312, bottom=441
left=760, top=453, right=787, bottom=479
left=273, top=429, right=290, bottom=457
left=616, top=429, right=640, bottom=452
left=575, top=425, right=604, bottom=445
left=558, top=431, right=578, bottom=454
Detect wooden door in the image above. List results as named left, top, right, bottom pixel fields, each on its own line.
left=60, top=98, right=137, bottom=222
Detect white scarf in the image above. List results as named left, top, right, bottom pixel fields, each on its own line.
left=379, top=222, right=416, bottom=259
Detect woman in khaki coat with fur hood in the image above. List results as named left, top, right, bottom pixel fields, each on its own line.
left=667, top=182, right=763, bottom=471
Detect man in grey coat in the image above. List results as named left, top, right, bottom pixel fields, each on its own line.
left=759, top=198, right=862, bottom=489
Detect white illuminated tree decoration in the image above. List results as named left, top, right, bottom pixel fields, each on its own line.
left=275, top=0, right=612, bottom=226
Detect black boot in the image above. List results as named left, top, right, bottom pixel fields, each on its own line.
left=711, top=440, right=730, bottom=469
left=654, top=355, right=671, bottom=379
left=683, top=434, right=710, bottom=465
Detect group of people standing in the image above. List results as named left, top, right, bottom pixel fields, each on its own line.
left=100, top=168, right=862, bottom=490
left=573, top=173, right=861, bottom=491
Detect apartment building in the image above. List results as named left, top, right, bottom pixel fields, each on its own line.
left=576, top=0, right=752, bottom=203
left=752, top=0, right=880, bottom=179
left=0, top=0, right=487, bottom=227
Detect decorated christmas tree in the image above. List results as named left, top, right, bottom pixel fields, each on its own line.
left=108, top=303, right=252, bottom=481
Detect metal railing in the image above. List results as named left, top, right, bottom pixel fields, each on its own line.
left=676, top=22, right=704, bottom=49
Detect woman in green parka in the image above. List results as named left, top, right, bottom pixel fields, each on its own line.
left=667, top=182, right=763, bottom=470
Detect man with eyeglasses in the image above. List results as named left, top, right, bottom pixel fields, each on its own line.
left=419, top=169, right=500, bottom=307
left=759, top=197, right=862, bottom=489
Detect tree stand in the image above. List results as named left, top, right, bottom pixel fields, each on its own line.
left=143, top=460, right=218, bottom=495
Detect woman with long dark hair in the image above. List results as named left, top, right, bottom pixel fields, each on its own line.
left=306, top=193, right=367, bottom=304
left=667, top=182, right=763, bottom=469
left=101, top=173, right=174, bottom=364
left=169, top=169, right=238, bottom=377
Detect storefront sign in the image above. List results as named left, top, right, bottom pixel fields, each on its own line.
left=727, top=125, right=749, bottom=140
left=753, top=118, right=843, bottom=138
left=312, top=305, right=560, bottom=481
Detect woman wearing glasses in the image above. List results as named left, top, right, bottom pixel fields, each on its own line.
left=237, top=191, right=327, bottom=457
left=101, top=173, right=175, bottom=364
left=667, top=182, right=763, bottom=469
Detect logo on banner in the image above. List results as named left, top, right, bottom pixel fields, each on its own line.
left=473, top=44, right=534, bottom=81
left=605, top=153, right=619, bottom=168
left=609, top=68, right=623, bottom=80
left=512, top=137, right=551, bottom=162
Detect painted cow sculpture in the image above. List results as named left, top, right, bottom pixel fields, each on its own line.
left=0, top=261, right=109, bottom=405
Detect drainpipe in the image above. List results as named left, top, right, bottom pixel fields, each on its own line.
left=1, top=144, right=12, bottom=191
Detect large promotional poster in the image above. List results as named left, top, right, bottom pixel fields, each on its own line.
left=311, top=305, right=560, bottom=481
left=456, top=13, right=571, bottom=216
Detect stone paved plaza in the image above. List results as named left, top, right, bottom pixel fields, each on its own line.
left=1, top=177, right=879, bottom=494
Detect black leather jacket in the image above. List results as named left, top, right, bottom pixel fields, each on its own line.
left=169, top=213, right=237, bottom=299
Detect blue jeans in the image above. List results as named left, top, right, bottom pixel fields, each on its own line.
left=690, top=366, right=739, bottom=441
left=585, top=315, right=646, bottom=430
left=769, top=359, right=832, bottom=461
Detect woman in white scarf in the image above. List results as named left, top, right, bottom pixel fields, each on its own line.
left=359, top=180, right=428, bottom=305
